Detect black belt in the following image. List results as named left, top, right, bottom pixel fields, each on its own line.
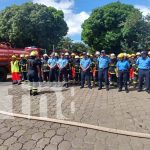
left=139, top=69, right=149, bottom=70
left=99, top=67, right=108, bottom=70
left=119, top=70, right=128, bottom=72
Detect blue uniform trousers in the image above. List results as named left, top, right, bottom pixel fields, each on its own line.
left=21, top=72, right=27, bottom=81
left=49, top=68, right=58, bottom=82
left=28, top=70, right=39, bottom=91
left=118, top=70, right=128, bottom=90
left=138, top=69, right=150, bottom=90
left=81, top=69, right=91, bottom=87
left=98, top=68, right=109, bottom=88
left=58, top=68, right=68, bottom=82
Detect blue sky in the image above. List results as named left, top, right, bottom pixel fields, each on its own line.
left=0, top=0, right=150, bottom=41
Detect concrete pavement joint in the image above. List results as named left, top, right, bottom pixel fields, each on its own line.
left=1, top=111, right=150, bottom=139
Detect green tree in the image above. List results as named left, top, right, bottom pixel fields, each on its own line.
left=56, top=37, right=88, bottom=53
left=56, top=37, right=73, bottom=51
left=82, top=2, right=148, bottom=54
left=71, top=42, right=88, bottom=53
left=0, top=2, right=68, bottom=49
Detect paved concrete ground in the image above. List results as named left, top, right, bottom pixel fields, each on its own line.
left=0, top=84, right=150, bottom=149
left=0, top=116, right=150, bottom=150
left=9, top=85, right=150, bottom=133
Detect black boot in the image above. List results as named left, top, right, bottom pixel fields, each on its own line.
left=65, top=83, right=69, bottom=88
left=125, top=88, right=129, bottom=93
left=118, top=89, right=122, bottom=92
left=30, top=90, right=32, bottom=96
left=32, top=92, right=38, bottom=96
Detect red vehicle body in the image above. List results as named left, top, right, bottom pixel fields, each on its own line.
left=0, top=42, right=42, bottom=81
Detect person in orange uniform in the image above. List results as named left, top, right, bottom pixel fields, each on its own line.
left=11, top=55, right=21, bottom=84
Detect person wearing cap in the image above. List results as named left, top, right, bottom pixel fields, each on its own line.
left=57, top=53, right=69, bottom=88
left=80, top=52, right=92, bottom=89
left=136, top=51, right=150, bottom=93
left=41, top=54, right=49, bottom=82
left=19, top=54, right=28, bottom=82
left=116, top=53, right=130, bottom=93
left=11, top=55, right=21, bottom=84
left=27, top=51, right=40, bottom=96
left=97, top=50, right=110, bottom=91
left=48, top=53, right=58, bottom=82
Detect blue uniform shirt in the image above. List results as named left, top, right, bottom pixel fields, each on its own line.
left=116, top=60, right=130, bottom=71
left=136, top=57, right=150, bottom=69
left=48, top=58, right=58, bottom=68
left=97, top=56, right=110, bottom=69
left=57, top=58, right=68, bottom=68
left=80, top=58, right=91, bottom=69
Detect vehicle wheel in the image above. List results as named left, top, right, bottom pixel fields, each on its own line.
left=0, top=67, right=7, bottom=82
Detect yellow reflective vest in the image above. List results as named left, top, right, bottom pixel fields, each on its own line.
left=11, top=60, right=20, bottom=73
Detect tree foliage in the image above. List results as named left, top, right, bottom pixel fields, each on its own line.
left=56, top=37, right=88, bottom=53
left=0, top=2, right=68, bottom=49
left=82, top=2, right=150, bottom=53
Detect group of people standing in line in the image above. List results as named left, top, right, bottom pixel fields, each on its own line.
left=10, top=50, right=150, bottom=96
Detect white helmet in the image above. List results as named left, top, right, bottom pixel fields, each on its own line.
left=55, top=53, right=58, bottom=56
left=75, top=55, right=79, bottom=59
left=20, top=54, right=25, bottom=58
left=136, top=52, right=141, bottom=56
left=65, top=52, right=69, bottom=56
left=110, top=53, right=116, bottom=59
left=43, top=54, right=48, bottom=57
left=87, top=52, right=90, bottom=56
left=95, top=51, right=100, bottom=55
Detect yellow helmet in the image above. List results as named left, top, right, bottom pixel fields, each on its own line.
left=90, top=54, right=93, bottom=57
left=148, top=51, right=150, bottom=55
left=118, top=53, right=124, bottom=58
left=30, top=51, right=37, bottom=56
left=80, top=56, right=83, bottom=59
left=12, top=55, right=16, bottom=58
left=131, top=54, right=136, bottom=57
left=127, top=54, right=131, bottom=58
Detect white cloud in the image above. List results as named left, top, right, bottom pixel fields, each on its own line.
left=33, top=0, right=89, bottom=36
left=135, top=5, right=150, bottom=16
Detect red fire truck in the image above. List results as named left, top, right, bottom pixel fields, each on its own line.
left=0, top=42, right=43, bottom=81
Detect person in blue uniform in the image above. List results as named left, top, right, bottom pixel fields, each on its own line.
left=97, top=50, right=110, bottom=91
left=57, top=53, right=69, bottom=88
left=48, top=53, right=58, bottom=82
left=27, top=51, right=40, bottom=96
left=80, top=52, right=92, bottom=89
left=136, top=51, right=150, bottom=93
left=116, top=53, right=130, bottom=93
